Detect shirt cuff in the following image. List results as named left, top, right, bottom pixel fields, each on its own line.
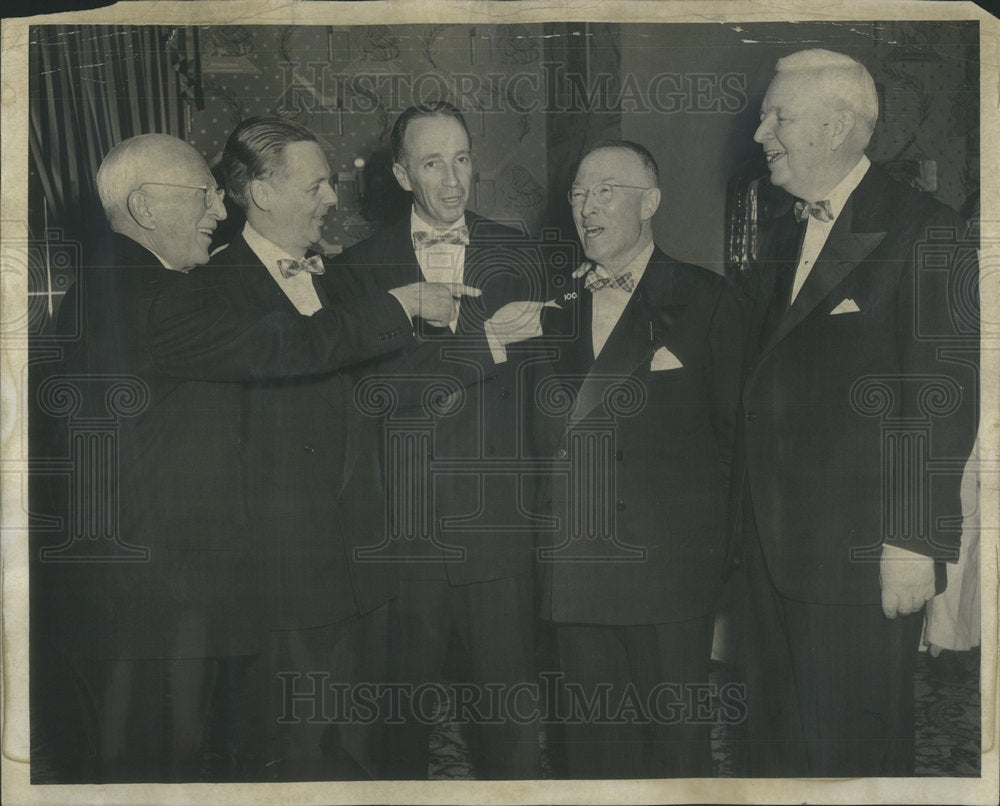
left=483, top=319, right=509, bottom=364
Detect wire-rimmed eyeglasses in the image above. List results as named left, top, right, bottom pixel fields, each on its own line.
left=567, top=182, right=654, bottom=207
left=138, top=182, right=226, bottom=209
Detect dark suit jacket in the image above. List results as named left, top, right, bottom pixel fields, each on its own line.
left=736, top=165, right=979, bottom=605
left=535, top=246, right=744, bottom=626
left=333, top=211, right=547, bottom=585
left=200, top=233, right=414, bottom=628
left=40, top=234, right=259, bottom=660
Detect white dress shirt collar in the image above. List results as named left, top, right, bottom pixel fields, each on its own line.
left=590, top=241, right=655, bottom=359
left=410, top=207, right=468, bottom=240
left=789, top=156, right=871, bottom=305
left=817, top=154, right=871, bottom=219
left=242, top=222, right=323, bottom=316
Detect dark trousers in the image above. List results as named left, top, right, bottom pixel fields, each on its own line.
left=383, top=573, right=541, bottom=779
left=31, top=647, right=258, bottom=783
left=261, top=605, right=388, bottom=780
left=553, top=616, right=715, bottom=779
left=737, top=505, right=923, bottom=777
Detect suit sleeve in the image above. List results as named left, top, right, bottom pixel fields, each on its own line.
left=885, top=206, right=979, bottom=560
left=146, top=270, right=416, bottom=382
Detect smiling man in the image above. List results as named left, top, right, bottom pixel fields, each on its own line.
left=528, top=140, right=743, bottom=778
left=37, top=133, right=250, bottom=782
left=735, top=49, right=979, bottom=776
left=333, top=101, right=546, bottom=779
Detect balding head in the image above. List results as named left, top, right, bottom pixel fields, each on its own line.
left=95, top=134, right=226, bottom=270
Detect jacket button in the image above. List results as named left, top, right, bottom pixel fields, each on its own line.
left=304, top=443, right=316, bottom=453
left=615, top=450, right=623, bottom=461
left=500, top=388, right=510, bottom=399
left=745, top=411, right=756, bottom=422
left=616, top=499, right=626, bottom=511
left=556, top=448, right=568, bottom=459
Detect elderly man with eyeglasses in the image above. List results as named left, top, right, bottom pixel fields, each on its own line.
left=512, top=140, right=745, bottom=778
left=34, top=133, right=249, bottom=783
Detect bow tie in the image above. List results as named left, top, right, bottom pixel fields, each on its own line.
left=412, top=226, right=470, bottom=249
left=583, top=263, right=635, bottom=293
left=276, top=254, right=325, bottom=279
left=793, top=199, right=834, bottom=223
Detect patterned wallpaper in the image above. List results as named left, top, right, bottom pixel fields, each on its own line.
left=866, top=21, right=979, bottom=215
left=183, top=24, right=550, bottom=251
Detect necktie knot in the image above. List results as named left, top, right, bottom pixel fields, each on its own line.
left=583, top=263, right=635, bottom=293
left=794, top=199, right=834, bottom=223
left=277, top=253, right=325, bottom=279
left=412, top=226, right=470, bottom=249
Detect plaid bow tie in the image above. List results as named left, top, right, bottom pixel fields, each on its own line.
left=793, top=199, right=834, bottom=223
left=276, top=253, right=325, bottom=279
left=412, top=226, right=470, bottom=249
left=584, top=263, right=635, bottom=293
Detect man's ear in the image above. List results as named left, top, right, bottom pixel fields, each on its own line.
left=829, top=109, right=856, bottom=151
left=126, top=190, right=156, bottom=231
left=248, top=178, right=271, bottom=212
left=392, top=162, right=412, bottom=192
left=640, top=187, right=662, bottom=221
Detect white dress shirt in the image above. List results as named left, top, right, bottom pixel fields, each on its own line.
left=591, top=241, right=655, bottom=358
left=243, top=223, right=324, bottom=315
left=411, top=207, right=467, bottom=332
left=790, top=155, right=871, bottom=304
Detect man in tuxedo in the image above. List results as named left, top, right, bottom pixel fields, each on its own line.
left=333, top=102, right=546, bottom=779
left=34, top=133, right=253, bottom=782
left=33, top=131, right=467, bottom=782
left=196, top=115, right=482, bottom=780
left=521, top=141, right=743, bottom=778
left=736, top=49, right=979, bottom=776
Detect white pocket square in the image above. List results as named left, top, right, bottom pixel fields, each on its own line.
left=650, top=346, right=683, bottom=371
left=830, top=297, right=861, bottom=315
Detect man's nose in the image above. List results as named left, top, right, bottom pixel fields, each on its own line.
left=753, top=118, right=771, bottom=144
left=321, top=181, right=338, bottom=206
left=442, top=164, right=459, bottom=187
left=581, top=189, right=600, bottom=217
left=208, top=190, right=227, bottom=220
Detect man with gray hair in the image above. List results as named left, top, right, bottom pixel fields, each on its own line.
left=39, top=133, right=251, bottom=781
left=734, top=48, right=978, bottom=776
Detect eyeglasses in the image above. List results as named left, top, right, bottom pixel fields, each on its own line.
left=567, top=182, right=654, bottom=207
left=138, top=182, right=226, bottom=209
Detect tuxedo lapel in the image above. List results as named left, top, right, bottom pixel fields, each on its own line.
left=569, top=251, right=683, bottom=425
left=223, top=235, right=304, bottom=316
left=764, top=187, right=886, bottom=352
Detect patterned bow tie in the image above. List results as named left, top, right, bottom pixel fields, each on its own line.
left=276, top=254, right=325, bottom=279
left=583, top=263, right=635, bottom=293
left=793, top=199, right=834, bottom=223
left=412, top=226, right=470, bottom=249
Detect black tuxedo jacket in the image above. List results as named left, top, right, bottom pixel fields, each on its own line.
left=199, top=233, right=414, bottom=628
left=333, top=211, right=548, bottom=585
left=535, top=246, right=744, bottom=625
left=40, top=234, right=259, bottom=659
left=736, top=165, right=979, bottom=605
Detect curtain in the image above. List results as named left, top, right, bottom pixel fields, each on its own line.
left=28, top=25, right=199, bottom=249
